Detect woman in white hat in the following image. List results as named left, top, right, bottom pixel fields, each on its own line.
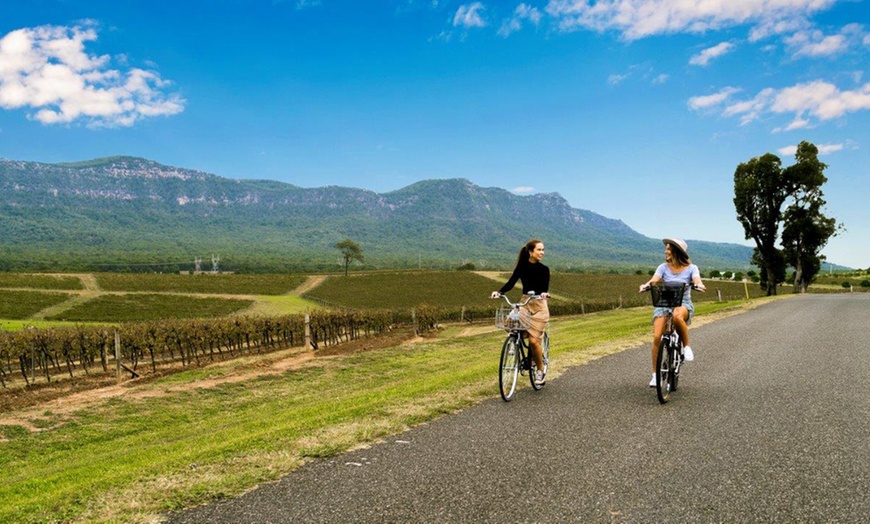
left=639, top=238, right=706, bottom=387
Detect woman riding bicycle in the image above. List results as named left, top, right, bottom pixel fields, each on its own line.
left=639, top=238, right=706, bottom=387
left=490, top=239, right=550, bottom=386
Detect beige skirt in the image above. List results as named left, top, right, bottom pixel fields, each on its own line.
left=521, top=298, right=550, bottom=339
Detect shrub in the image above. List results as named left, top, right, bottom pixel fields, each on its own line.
left=860, top=280, right=870, bottom=288
left=842, top=282, right=852, bottom=289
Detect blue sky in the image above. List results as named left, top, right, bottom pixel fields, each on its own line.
left=1, top=0, right=868, bottom=269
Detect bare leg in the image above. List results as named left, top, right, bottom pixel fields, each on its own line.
left=673, top=306, right=690, bottom=347
left=651, top=316, right=667, bottom=372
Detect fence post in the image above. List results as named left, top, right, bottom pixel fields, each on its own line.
left=581, top=300, right=585, bottom=315
left=304, top=314, right=312, bottom=350
left=619, top=295, right=623, bottom=308
left=460, top=306, right=466, bottom=323
left=717, top=289, right=722, bottom=302
left=411, top=308, right=417, bottom=336
left=114, top=330, right=121, bottom=384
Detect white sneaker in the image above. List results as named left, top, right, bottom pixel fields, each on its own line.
left=683, top=346, right=695, bottom=362
left=534, top=370, right=546, bottom=386
left=649, top=373, right=657, bottom=387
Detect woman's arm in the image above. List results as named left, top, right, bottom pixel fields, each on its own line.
left=692, top=265, right=706, bottom=291
left=492, top=265, right=522, bottom=297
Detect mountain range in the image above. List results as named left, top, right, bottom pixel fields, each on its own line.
left=0, top=156, right=754, bottom=272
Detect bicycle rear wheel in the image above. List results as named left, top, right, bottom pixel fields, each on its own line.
left=655, top=338, right=671, bottom=404
left=499, top=334, right=520, bottom=401
left=530, top=332, right=549, bottom=391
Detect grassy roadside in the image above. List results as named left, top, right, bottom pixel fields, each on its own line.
left=0, top=297, right=781, bottom=523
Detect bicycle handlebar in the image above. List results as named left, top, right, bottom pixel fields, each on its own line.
left=639, top=283, right=705, bottom=293
left=495, top=291, right=544, bottom=307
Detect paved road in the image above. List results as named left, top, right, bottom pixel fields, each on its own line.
left=167, top=294, right=870, bottom=523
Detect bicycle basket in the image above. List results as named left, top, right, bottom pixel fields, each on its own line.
left=649, top=284, right=686, bottom=308
left=495, top=307, right=530, bottom=331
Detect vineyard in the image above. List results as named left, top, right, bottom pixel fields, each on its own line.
left=0, top=269, right=811, bottom=393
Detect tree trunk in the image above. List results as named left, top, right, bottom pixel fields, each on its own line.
left=765, top=262, right=778, bottom=296
left=793, top=259, right=804, bottom=294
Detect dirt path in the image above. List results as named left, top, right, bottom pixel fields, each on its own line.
left=292, top=275, right=327, bottom=295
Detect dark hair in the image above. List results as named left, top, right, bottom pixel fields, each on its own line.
left=515, top=239, right=543, bottom=268
left=666, top=241, right=691, bottom=266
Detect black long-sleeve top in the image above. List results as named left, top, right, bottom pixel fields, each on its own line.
left=499, top=261, right=550, bottom=295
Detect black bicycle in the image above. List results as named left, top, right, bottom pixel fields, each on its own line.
left=495, top=293, right=549, bottom=402
left=641, top=283, right=688, bottom=404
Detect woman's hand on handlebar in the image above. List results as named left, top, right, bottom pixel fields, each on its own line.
left=639, top=282, right=651, bottom=293
left=490, top=291, right=501, bottom=299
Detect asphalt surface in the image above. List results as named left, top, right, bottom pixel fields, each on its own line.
left=166, top=293, right=870, bottom=523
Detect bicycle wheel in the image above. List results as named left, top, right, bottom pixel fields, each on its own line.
left=499, top=335, right=521, bottom=402
left=530, top=332, right=549, bottom=391
left=671, top=342, right=681, bottom=392
left=655, top=338, right=670, bottom=404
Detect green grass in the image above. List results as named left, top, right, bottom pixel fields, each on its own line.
left=0, top=274, right=84, bottom=290
left=45, top=294, right=254, bottom=322
left=0, top=290, right=73, bottom=320
left=1, top=320, right=106, bottom=331
left=0, top=297, right=767, bottom=524
left=94, top=273, right=308, bottom=295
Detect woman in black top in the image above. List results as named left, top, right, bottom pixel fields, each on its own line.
left=490, top=239, right=551, bottom=385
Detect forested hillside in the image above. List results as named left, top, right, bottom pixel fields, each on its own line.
left=0, top=156, right=754, bottom=272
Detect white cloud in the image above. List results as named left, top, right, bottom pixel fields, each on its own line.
left=772, top=80, right=870, bottom=120
left=294, top=0, right=322, bottom=9
left=691, top=80, right=870, bottom=129
left=498, top=3, right=542, bottom=37
left=773, top=116, right=811, bottom=133
left=817, top=143, right=845, bottom=154
left=454, top=2, right=487, bottom=28
left=652, top=73, right=669, bottom=84
left=777, top=142, right=843, bottom=156
left=689, top=41, right=736, bottom=66
left=513, top=186, right=535, bottom=194
left=687, top=86, right=741, bottom=110
left=722, top=87, right=776, bottom=125
left=544, top=0, right=837, bottom=41
left=0, top=23, right=184, bottom=127
left=786, top=30, right=846, bottom=57
left=607, top=72, right=629, bottom=85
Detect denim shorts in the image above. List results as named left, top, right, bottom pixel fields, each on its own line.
left=652, top=300, right=694, bottom=325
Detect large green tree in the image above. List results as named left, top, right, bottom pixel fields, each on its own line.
left=734, top=153, right=789, bottom=295
left=733, top=141, right=840, bottom=295
left=336, top=238, right=364, bottom=276
left=780, top=142, right=841, bottom=292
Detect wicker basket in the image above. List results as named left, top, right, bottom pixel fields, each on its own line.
left=495, top=307, right=530, bottom=331
left=649, top=284, right=687, bottom=308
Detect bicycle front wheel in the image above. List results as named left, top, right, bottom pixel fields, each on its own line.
left=499, top=334, right=521, bottom=402
left=655, top=338, right=671, bottom=404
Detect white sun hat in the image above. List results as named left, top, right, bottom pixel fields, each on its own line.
left=662, top=237, right=688, bottom=257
